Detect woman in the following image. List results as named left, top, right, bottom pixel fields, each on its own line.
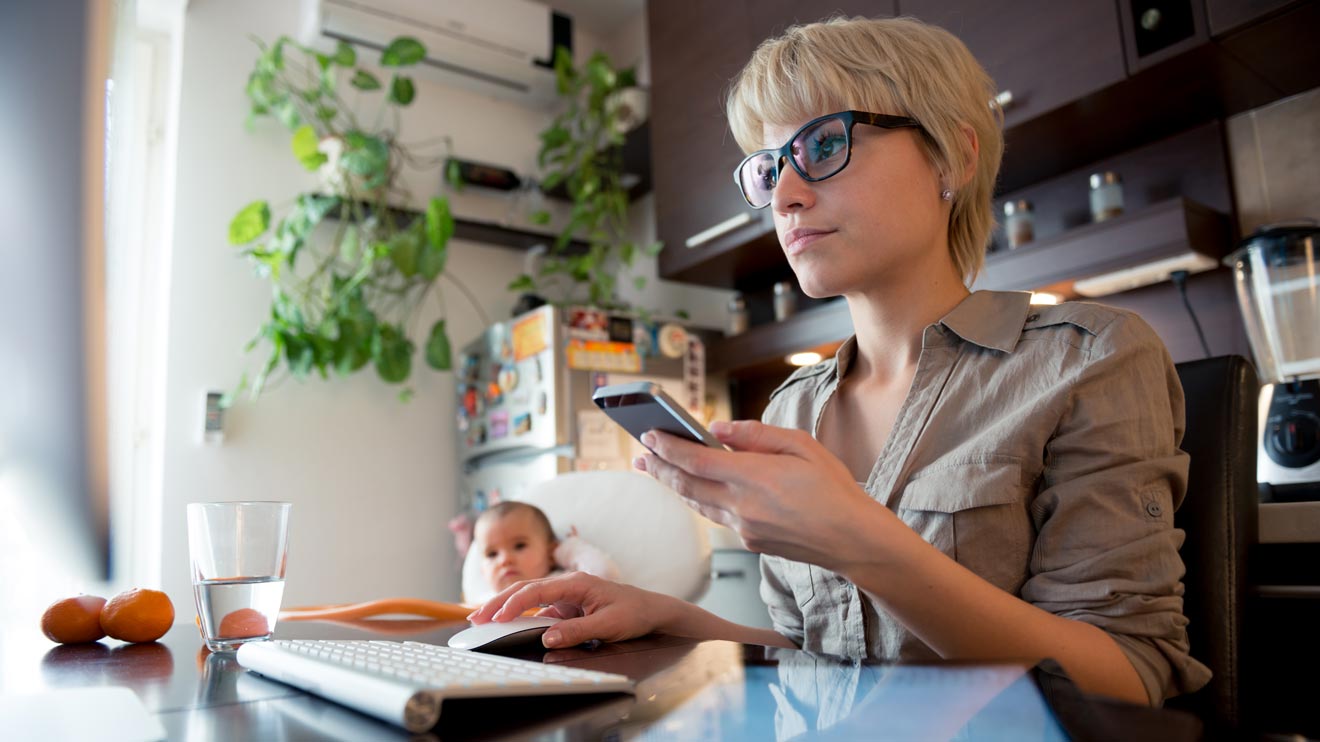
left=469, top=16, right=1210, bottom=706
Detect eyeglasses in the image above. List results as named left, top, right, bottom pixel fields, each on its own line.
left=732, top=110, right=923, bottom=209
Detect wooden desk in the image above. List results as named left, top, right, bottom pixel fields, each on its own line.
left=3, top=620, right=1202, bottom=740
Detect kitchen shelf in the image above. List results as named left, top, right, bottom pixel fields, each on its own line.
left=975, top=197, right=1231, bottom=294
left=327, top=198, right=588, bottom=253
left=706, top=197, right=1230, bottom=376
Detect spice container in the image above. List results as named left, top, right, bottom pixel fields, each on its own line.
left=726, top=294, right=748, bottom=336
left=1089, top=171, right=1124, bottom=222
left=773, top=281, right=797, bottom=321
left=1003, top=200, right=1034, bottom=249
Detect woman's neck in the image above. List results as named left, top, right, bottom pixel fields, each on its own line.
left=842, top=260, right=971, bottom=386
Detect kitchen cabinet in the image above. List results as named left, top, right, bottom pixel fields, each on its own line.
left=1206, top=0, right=1298, bottom=35
left=897, top=0, right=1127, bottom=128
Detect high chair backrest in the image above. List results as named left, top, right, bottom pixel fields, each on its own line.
left=462, top=470, right=712, bottom=605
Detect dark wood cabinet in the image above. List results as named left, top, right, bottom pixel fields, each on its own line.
left=647, top=1, right=767, bottom=287
left=897, top=0, right=1127, bottom=128
left=1206, top=0, right=1298, bottom=35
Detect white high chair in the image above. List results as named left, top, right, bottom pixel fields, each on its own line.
left=461, top=470, right=712, bottom=605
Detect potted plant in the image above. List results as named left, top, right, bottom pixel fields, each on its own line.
left=510, top=47, right=664, bottom=311
left=228, top=35, right=477, bottom=402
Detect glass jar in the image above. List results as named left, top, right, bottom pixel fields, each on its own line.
left=773, top=281, right=797, bottom=321
left=1003, top=200, right=1034, bottom=249
left=1089, top=171, right=1124, bottom=222
left=726, top=294, right=748, bottom=336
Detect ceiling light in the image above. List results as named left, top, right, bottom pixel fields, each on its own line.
left=1029, top=292, right=1060, bottom=305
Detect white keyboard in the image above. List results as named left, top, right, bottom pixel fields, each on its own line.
left=236, top=639, right=635, bottom=733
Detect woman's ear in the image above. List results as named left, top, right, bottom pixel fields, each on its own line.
left=956, top=122, right=979, bottom=189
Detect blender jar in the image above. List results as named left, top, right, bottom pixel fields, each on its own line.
left=1224, top=222, right=1320, bottom=384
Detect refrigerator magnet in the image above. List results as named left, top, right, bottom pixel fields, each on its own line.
left=513, top=413, right=532, bottom=435
left=497, top=366, right=520, bottom=393
left=658, top=323, right=688, bottom=358
left=489, top=411, right=510, bottom=439
left=513, top=311, right=549, bottom=361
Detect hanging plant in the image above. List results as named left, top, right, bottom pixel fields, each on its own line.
left=228, top=35, right=480, bottom=403
left=510, top=47, right=663, bottom=310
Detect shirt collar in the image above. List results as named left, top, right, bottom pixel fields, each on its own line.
left=938, top=290, right=1034, bottom=353
left=832, top=290, right=1034, bottom=383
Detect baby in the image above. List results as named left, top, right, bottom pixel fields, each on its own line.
left=474, top=501, right=619, bottom=593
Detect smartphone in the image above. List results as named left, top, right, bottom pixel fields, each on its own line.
left=592, top=382, right=724, bottom=449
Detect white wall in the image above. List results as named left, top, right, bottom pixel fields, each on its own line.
left=155, top=0, right=730, bottom=612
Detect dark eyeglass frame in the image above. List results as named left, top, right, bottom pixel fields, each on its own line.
left=732, top=110, right=923, bottom=209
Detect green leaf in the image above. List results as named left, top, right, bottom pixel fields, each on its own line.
left=338, top=225, right=360, bottom=262
left=675, top=309, right=691, bottom=320
left=643, top=240, right=664, bottom=257
left=219, top=373, right=247, bottom=409
left=425, top=320, right=452, bottom=370
left=387, top=228, right=420, bottom=277
left=350, top=69, right=381, bottom=91
left=539, top=171, right=566, bottom=192
left=507, top=274, right=535, bottom=292
left=333, top=313, right=374, bottom=374
left=528, top=210, right=551, bottom=226
left=314, top=52, right=332, bottom=72
left=229, top=201, right=271, bottom=245
left=291, top=125, right=327, bottom=170
left=340, top=132, right=389, bottom=179
left=333, top=41, right=356, bottom=66
left=381, top=37, right=426, bottom=67
left=315, top=104, right=337, bottom=122
left=299, top=193, right=340, bottom=224
left=633, top=275, right=647, bottom=291
left=445, top=159, right=464, bottom=191
left=275, top=100, right=301, bottom=129
left=372, top=324, right=413, bottom=383
left=424, top=197, right=455, bottom=247
left=388, top=75, right=415, bottom=105
left=285, top=332, right=315, bottom=378
left=552, top=45, right=575, bottom=95
left=585, top=53, right=616, bottom=91
left=398, top=387, right=415, bottom=403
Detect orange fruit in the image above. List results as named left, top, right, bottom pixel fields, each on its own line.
left=100, top=588, right=174, bottom=643
left=218, top=608, right=270, bottom=639
left=41, top=595, right=107, bottom=644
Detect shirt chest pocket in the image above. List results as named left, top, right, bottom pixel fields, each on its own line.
left=896, top=459, right=1035, bottom=594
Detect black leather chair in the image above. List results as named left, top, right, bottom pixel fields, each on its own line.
left=1167, top=355, right=1258, bottom=737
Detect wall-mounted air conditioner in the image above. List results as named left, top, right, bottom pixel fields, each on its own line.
left=298, top=0, right=572, bottom=107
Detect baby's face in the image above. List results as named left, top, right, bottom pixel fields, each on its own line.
left=476, top=510, right=556, bottom=592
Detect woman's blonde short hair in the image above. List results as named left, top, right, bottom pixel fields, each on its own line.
left=726, top=16, right=1004, bottom=284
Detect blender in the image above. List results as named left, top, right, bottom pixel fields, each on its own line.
left=1225, top=221, right=1320, bottom=501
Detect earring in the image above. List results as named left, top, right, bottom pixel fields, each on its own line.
left=940, top=188, right=954, bottom=201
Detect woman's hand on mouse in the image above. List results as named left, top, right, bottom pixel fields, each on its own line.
left=635, top=420, right=889, bottom=572
left=467, top=572, right=662, bottom=649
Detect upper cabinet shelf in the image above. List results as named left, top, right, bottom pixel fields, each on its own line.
left=975, top=198, right=1231, bottom=295
left=707, top=197, right=1230, bottom=375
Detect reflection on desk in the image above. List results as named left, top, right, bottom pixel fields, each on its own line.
left=4, top=622, right=1202, bottom=741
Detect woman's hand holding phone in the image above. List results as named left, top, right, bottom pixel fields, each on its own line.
left=634, top=420, right=892, bottom=572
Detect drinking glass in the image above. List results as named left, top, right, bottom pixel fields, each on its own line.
left=187, top=501, right=291, bottom=652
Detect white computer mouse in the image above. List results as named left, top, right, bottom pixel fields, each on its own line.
left=447, top=615, right=561, bottom=652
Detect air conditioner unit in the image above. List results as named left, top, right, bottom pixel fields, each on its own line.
left=298, top=0, right=572, bottom=107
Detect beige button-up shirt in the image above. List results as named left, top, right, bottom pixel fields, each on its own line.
left=758, top=290, right=1212, bottom=704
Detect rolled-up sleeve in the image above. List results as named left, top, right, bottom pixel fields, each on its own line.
left=1019, top=313, right=1212, bottom=703
left=759, top=555, right=806, bottom=648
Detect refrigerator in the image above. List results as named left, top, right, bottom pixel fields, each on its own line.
left=454, top=304, right=721, bottom=514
